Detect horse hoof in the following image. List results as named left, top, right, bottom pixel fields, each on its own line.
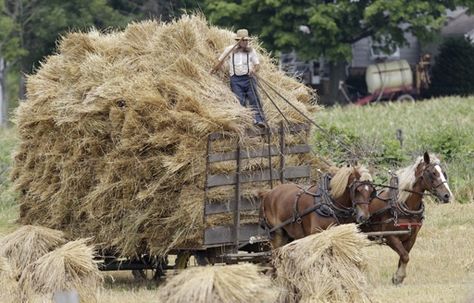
left=391, top=275, right=403, bottom=285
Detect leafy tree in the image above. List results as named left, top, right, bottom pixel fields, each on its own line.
left=4, top=0, right=132, bottom=74
left=205, top=0, right=473, bottom=104
left=108, top=0, right=201, bottom=21
left=429, top=37, right=474, bottom=96
left=205, top=0, right=473, bottom=62
left=0, top=0, right=26, bottom=62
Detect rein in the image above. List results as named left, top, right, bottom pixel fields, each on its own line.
left=371, top=182, right=426, bottom=196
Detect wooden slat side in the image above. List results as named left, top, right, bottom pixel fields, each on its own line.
left=207, top=166, right=311, bottom=187
left=204, top=224, right=266, bottom=246
left=208, top=123, right=309, bottom=141
left=205, top=197, right=259, bottom=215
left=208, top=144, right=310, bottom=163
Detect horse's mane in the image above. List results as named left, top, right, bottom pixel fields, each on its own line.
left=396, top=154, right=440, bottom=203
left=330, top=165, right=372, bottom=198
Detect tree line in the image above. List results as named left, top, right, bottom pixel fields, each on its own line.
left=1, top=0, right=473, bottom=125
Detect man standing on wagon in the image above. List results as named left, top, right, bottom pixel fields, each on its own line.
left=214, top=29, right=266, bottom=128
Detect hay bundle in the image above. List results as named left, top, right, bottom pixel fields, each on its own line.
left=157, top=264, right=278, bottom=303
left=0, top=257, right=21, bottom=303
left=19, top=239, right=102, bottom=303
left=12, top=14, right=318, bottom=256
left=0, top=225, right=66, bottom=278
left=273, top=224, right=374, bottom=303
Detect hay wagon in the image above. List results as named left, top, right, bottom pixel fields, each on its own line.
left=98, top=122, right=313, bottom=279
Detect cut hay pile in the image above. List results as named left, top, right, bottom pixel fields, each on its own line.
left=0, top=257, right=20, bottom=303
left=0, top=225, right=66, bottom=278
left=19, top=239, right=102, bottom=303
left=12, top=14, right=319, bottom=256
left=273, top=224, right=374, bottom=303
left=157, top=264, right=278, bottom=303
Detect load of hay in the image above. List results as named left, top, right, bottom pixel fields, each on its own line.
left=0, top=256, right=21, bottom=303
left=19, top=239, right=102, bottom=303
left=0, top=225, right=66, bottom=278
left=12, top=14, right=319, bottom=256
left=273, top=224, right=374, bottom=303
left=157, top=263, right=278, bottom=303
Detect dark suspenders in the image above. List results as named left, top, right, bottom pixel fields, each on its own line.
left=247, top=53, right=249, bottom=74
left=232, top=51, right=250, bottom=76
left=232, top=53, right=236, bottom=75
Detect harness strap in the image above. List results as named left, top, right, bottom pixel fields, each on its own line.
left=292, top=190, right=304, bottom=224
left=363, top=175, right=425, bottom=227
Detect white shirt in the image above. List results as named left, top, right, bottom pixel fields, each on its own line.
left=219, top=45, right=260, bottom=76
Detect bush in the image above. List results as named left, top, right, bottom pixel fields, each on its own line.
left=429, top=37, right=474, bottom=96
left=313, top=97, right=474, bottom=202
left=313, top=124, right=363, bottom=165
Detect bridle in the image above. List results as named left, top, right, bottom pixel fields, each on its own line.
left=420, top=163, right=448, bottom=193
left=349, top=180, right=376, bottom=208
left=325, top=178, right=375, bottom=221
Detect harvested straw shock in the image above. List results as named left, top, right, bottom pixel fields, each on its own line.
left=157, top=263, right=278, bottom=303
left=12, top=14, right=318, bottom=257
left=273, top=224, right=375, bottom=303
left=18, top=239, right=102, bottom=303
left=0, top=225, right=66, bottom=278
left=0, top=257, right=21, bottom=303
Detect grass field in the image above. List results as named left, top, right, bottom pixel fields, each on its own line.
left=1, top=97, right=473, bottom=302
left=314, top=96, right=474, bottom=203
left=0, top=127, right=18, bottom=235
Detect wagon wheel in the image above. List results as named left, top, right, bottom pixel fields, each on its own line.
left=132, top=268, right=163, bottom=281
left=174, top=251, right=191, bottom=269
left=174, top=251, right=211, bottom=269
left=194, top=251, right=211, bottom=266
left=396, top=94, right=415, bottom=103
left=132, top=256, right=167, bottom=282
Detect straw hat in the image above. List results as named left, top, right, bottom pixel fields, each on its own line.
left=234, top=29, right=251, bottom=41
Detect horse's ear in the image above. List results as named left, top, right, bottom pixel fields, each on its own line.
left=423, top=151, right=430, bottom=164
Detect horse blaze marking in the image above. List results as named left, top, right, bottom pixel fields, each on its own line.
left=435, top=165, right=453, bottom=196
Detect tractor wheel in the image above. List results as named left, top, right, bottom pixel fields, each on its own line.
left=396, top=94, right=415, bottom=103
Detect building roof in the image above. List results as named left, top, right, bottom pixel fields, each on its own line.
left=442, top=9, right=474, bottom=37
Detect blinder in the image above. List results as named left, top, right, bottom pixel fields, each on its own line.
left=349, top=180, right=375, bottom=206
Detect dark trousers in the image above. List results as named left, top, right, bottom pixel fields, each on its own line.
left=230, top=75, right=265, bottom=123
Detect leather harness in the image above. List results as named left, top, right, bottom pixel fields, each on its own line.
left=365, top=174, right=425, bottom=227
left=262, top=174, right=373, bottom=235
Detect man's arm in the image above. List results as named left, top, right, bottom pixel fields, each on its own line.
left=211, top=45, right=236, bottom=74
left=249, top=49, right=260, bottom=75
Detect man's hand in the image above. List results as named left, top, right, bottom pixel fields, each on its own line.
left=250, top=64, right=260, bottom=76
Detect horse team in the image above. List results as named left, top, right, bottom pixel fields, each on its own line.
left=259, top=152, right=453, bottom=285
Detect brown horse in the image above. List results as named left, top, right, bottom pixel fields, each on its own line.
left=361, top=152, right=453, bottom=285
left=260, top=165, right=374, bottom=249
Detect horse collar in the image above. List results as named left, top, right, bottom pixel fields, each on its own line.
left=390, top=175, right=425, bottom=222
left=318, top=174, right=353, bottom=219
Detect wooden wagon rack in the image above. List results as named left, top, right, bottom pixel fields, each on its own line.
left=202, top=122, right=312, bottom=258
